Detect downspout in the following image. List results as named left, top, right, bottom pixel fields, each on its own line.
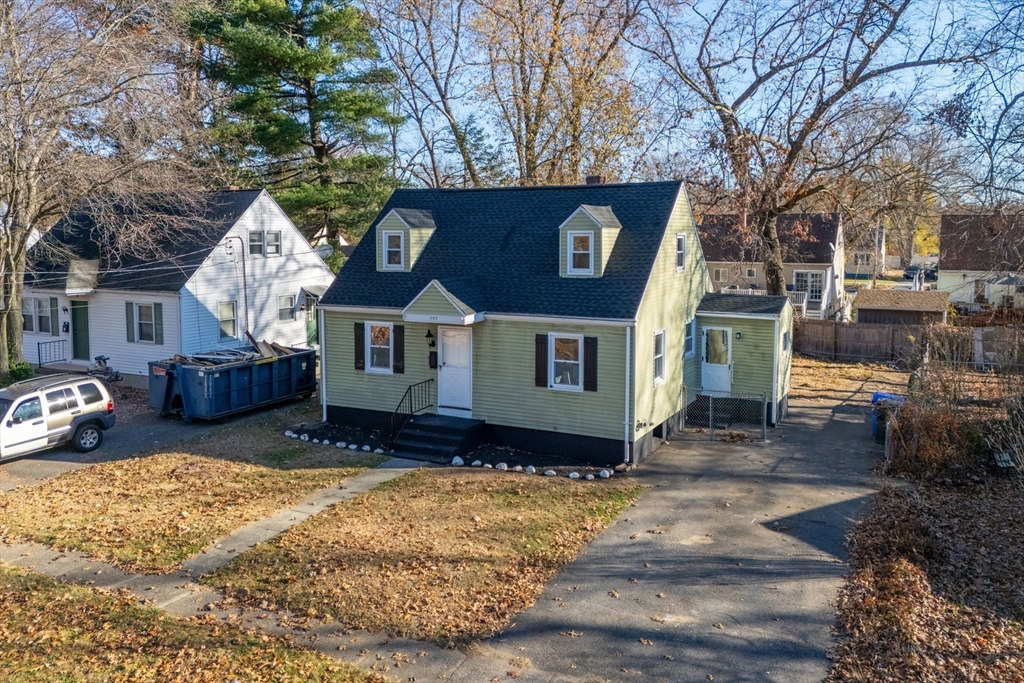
left=771, top=317, right=780, bottom=426
left=623, top=323, right=632, bottom=463
left=223, top=236, right=250, bottom=339
left=319, top=304, right=327, bottom=423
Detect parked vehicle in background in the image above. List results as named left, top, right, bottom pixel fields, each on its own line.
left=0, top=375, right=116, bottom=459
left=903, top=265, right=921, bottom=280
left=924, top=265, right=938, bottom=281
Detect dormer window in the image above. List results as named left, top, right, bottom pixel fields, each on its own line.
left=568, top=231, right=594, bottom=275
left=383, top=231, right=404, bottom=270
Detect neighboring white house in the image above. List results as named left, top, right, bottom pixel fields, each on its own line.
left=938, top=213, right=1024, bottom=307
left=698, top=214, right=847, bottom=320
left=23, top=190, right=335, bottom=378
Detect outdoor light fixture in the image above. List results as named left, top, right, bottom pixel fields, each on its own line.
left=62, top=307, right=69, bottom=313
left=735, top=331, right=743, bottom=339
left=425, top=330, right=436, bottom=348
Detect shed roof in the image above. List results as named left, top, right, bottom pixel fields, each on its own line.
left=320, top=182, right=686, bottom=319
left=697, top=293, right=789, bottom=317
left=699, top=214, right=841, bottom=264
left=27, top=190, right=263, bottom=292
left=852, top=289, right=950, bottom=312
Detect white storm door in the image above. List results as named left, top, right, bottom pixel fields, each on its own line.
left=438, top=327, right=472, bottom=416
left=701, top=327, right=732, bottom=392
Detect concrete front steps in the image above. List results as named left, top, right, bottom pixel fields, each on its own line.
left=391, top=414, right=485, bottom=464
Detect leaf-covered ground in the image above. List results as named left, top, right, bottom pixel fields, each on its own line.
left=790, top=355, right=910, bottom=404
left=0, top=565, right=385, bottom=682
left=828, top=481, right=1024, bottom=681
left=0, top=413, right=385, bottom=573
left=205, top=468, right=643, bottom=646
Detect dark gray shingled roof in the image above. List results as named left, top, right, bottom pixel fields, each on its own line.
left=579, top=205, right=622, bottom=228
left=392, top=208, right=436, bottom=229
left=697, top=293, right=789, bottom=316
left=699, top=214, right=841, bottom=263
left=27, top=190, right=263, bottom=292
left=320, top=181, right=685, bottom=319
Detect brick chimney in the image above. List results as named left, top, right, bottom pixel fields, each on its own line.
left=585, top=175, right=605, bottom=185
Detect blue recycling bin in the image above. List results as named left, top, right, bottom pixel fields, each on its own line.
left=871, top=391, right=907, bottom=442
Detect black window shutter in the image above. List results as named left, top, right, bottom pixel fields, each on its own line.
left=153, top=302, right=164, bottom=345
left=125, top=301, right=135, bottom=343
left=49, top=297, right=59, bottom=337
left=393, top=325, right=405, bottom=373
left=535, top=334, right=548, bottom=387
left=584, top=336, right=598, bottom=391
left=353, top=322, right=365, bottom=370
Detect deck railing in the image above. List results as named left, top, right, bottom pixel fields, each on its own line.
left=37, top=339, right=67, bottom=368
left=390, top=379, right=434, bottom=446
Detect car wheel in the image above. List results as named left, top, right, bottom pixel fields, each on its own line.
left=72, top=423, right=103, bottom=453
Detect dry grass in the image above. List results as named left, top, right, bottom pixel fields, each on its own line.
left=0, top=565, right=385, bottom=683
left=205, top=468, right=643, bottom=646
left=0, top=411, right=385, bottom=573
left=790, top=355, right=910, bottom=404
left=828, top=482, right=1024, bottom=681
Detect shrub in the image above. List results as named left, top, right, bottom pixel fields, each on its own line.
left=1, top=360, right=33, bottom=388
left=887, top=405, right=988, bottom=477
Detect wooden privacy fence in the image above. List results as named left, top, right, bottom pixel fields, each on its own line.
left=795, top=319, right=927, bottom=362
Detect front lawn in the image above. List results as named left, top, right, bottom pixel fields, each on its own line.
left=0, top=409, right=385, bottom=573
left=205, top=468, right=642, bottom=646
left=0, top=565, right=384, bottom=682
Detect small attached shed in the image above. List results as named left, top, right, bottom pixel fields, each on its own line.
left=694, top=293, right=793, bottom=425
left=852, top=289, right=950, bottom=325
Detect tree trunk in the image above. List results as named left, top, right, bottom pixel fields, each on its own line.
left=6, top=268, right=24, bottom=365
left=756, top=213, right=786, bottom=295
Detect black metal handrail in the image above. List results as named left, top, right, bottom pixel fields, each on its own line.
left=390, top=379, right=434, bottom=446
left=37, top=339, right=67, bottom=368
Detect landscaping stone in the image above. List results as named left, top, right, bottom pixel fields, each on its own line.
left=526, top=466, right=536, bottom=474
left=284, top=430, right=293, bottom=437
left=374, top=448, right=384, bottom=454
left=496, top=463, right=508, bottom=470
left=361, top=445, right=371, bottom=452
left=599, top=469, right=611, bottom=478
left=544, top=470, right=556, bottom=477
left=348, top=444, right=358, bottom=450
left=472, top=460, right=483, bottom=467
left=299, top=434, right=309, bottom=441
left=290, top=434, right=298, bottom=439
left=568, top=472, right=580, bottom=479
left=513, top=465, right=523, bottom=472
left=312, top=439, right=320, bottom=444
left=337, top=442, right=346, bottom=448
left=452, top=456, right=465, bottom=466
left=585, top=474, right=595, bottom=480
left=483, top=463, right=493, bottom=469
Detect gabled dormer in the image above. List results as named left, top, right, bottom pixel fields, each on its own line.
left=558, top=205, right=621, bottom=278
left=375, top=208, right=436, bottom=272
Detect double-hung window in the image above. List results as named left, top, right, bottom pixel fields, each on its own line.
left=278, top=295, right=295, bottom=321
left=567, top=231, right=593, bottom=275
left=21, top=298, right=34, bottom=332
left=745, top=268, right=756, bottom=279
left=136, top=304, right=155, bottom=342
left=684, top=319, right=695, bottom=357
left=266, top=231, right=281, bottom=255
left=382, top=231, right=404, bottom=269
left=219, top=302, right=237, bottom=339
left=549, top=333, right=583, bottom=391
left=713, top=268, right=727, bottom=282
left=653, top=330, right=666, bottom=385
left=854, top=253, right=871, bottom=266
left=675, top=234, right=686, bottom=271
left=366, top=323, right=393, bottom=373
left=248, top=230, right=265, bottom=256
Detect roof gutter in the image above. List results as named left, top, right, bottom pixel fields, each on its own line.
left=317, top=304, right=634, bottom=327
left=696, top=311, right=782, bottom=320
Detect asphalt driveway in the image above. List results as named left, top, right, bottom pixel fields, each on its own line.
left=482, top=395, right=884, bottom=683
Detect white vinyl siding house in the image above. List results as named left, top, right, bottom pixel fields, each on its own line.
left=23, top=190, right=334, bottom=378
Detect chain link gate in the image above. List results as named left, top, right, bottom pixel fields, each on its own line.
left=680, top=389, right=768, bottom=441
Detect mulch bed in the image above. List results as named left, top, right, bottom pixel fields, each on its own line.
left=286, top=422, right=388, bottom=451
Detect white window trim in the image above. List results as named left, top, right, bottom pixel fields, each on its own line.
left=278, top=295, right=296, bottom=322
left=266, top=231, right=282, bottom=256
left=684, top=319, right=696, bottom=358
left=675, top=233, right=686, bottom=272
left=713, top=268, right=726, bottom=283
left=653, top=329, right=666, bottom=386
left=218, top=301, right=237, bottom=339
left=794, top=270, right=824, bottom=302
left=382, top=231, right=405, bottom=270
left=248, top=230, right=265, bottom=257
left=566, top=231, right=594, bottom=276
left=365, top=321, right=395, bottom=374
left=548, top=332, right=584, bottom=393
left=135, top=303, right=156, bottom=344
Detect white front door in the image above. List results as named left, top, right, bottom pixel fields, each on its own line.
left=438, top=327, right=472, bottom=417
left=701, top=327, right=732, bottom=392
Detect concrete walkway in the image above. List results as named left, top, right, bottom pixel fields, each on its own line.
left=0, top=457, right=588, bottom=682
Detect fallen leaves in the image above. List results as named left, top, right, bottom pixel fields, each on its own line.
left=0, top=565, right=382, bottom=682
left=204, top=469, right=641, bottom=646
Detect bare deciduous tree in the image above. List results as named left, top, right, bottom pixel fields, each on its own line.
left=0, top=0, right=216, bottom=374
left=634, top=0, right=998, bottom=294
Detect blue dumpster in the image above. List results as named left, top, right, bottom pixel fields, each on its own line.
left=149, top=346, right=317, bottom=422
left=871, top=391, right=907, bottom=442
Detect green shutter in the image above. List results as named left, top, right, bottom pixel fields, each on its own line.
left=49, top=297, right=58, bottom=337
left=125, top=301, right=135, bottom=343
left=153, top=302, right=164, bottom=345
